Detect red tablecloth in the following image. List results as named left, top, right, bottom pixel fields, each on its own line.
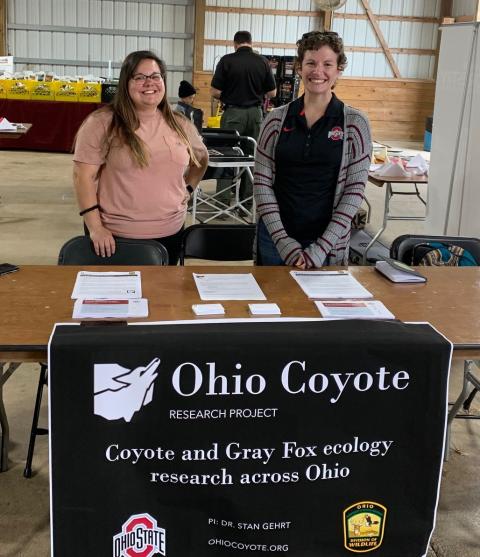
left=0, top=98, right=103, bottom=152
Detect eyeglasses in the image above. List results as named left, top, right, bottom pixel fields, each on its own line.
left=131, top=72, right=163, bottom=83
left=301, top=31, right=339, bottom=40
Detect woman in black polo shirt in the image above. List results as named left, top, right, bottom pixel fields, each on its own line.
left=254, top=32, right=372, bottom=268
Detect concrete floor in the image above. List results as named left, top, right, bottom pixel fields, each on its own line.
left=0, top=148, right=479, bottom=556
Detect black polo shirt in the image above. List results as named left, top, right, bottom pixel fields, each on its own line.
left=274, top=94, right=345, bottom=244
left=211, top=46, right=276, bottom=107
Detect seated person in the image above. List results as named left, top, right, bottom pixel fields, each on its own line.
left=174, top=80, right=203, bottom=133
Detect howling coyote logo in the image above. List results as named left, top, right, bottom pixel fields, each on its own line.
left=94, top=358, right=160, bottom=422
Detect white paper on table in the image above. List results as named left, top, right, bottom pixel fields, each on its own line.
left=72, top=298, right=148, bottom=318
left=192, top=303, right=225, bottom=315
left=0, top=117, right=16, bottom=131
left=406, top=153, right=428, bottom=174
left=369, top=163, right=383, bottom=172
left=249, top=303, right=281, bottom=315
left=193, top=273, right=267, bottom=301
left=71, top=271, right=142, bottom=300
left=315, top=300, right=394, bottom=320
left=290, top=270, right=373, bottom=300
left=374, top=162, right=410, bottom=177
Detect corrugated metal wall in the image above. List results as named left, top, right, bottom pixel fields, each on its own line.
left=452, top=0, right=477, bottom=16
left=203, top=0, right=321, bottom=72
left=6, top=0, right=194, bottom=98
left=333, top=0, right=441, bottom=79
left=203, top=0, right=441, bottom=79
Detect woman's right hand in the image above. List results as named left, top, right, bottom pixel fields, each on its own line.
left=89, top=226, right=116, bottom=257
left=294, top=253, right=306, bottom=270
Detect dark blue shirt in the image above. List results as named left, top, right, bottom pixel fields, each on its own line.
left=274, top=94, right=344, bottom=244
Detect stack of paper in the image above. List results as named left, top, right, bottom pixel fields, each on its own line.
left=71, top=271, right=148, bottom=318
left=315, top=300, right=394, bottom=320
left=0, top=117, right=17, bottom=131
left=290, top=271, right=373, bottom=300
left=192, top=304, right=225, bottom=315
left=406, top=154, right=429, bottom=176
left=373, top=161, right=410, bottom=177
left=249, top=303, right=281, bottom=315
left=193, top=273, right=266, bottom=300
left=73, top=298, right=148, bottom=318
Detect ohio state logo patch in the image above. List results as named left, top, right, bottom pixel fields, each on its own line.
left=328, top=126, right=344, bottom=141
left=113, top=513, right=166, bottom=557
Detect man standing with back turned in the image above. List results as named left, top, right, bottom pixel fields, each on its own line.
left=211, top=31, right=277, bottom=213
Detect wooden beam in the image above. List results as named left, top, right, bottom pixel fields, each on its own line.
left=204, top=39, right=295, bottom=50
left=193, top=0, right=205, bottom=74
left=205, top=6, right=319, bottom=17
left=348, top=46, right=436, bottom=56
left=0, top=0, right=6, bottom=56
left=203, top=39, right=435, bottom=57
left=205, top=6, right=439, bottom=24
left=435, top=1, right=454, bottom=82
left=323, top=10, right=333, bottom=31
left=441, top=0, right=453, bottom=17
left=359, top=0, right=401, bottom=78
left=334, top=12, right=440, bottom=24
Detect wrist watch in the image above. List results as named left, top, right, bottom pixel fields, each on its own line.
left=186, top=184, right=194, bottom=195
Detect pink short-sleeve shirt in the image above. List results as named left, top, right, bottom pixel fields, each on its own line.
left=74, top=108, right=207, bottom=239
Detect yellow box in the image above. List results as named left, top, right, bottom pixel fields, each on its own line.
left=0, top=81, right=7, bottom=99
left=6, top=79, right=32, bottom=100
left=206, top=115, right=221, bottom=128
left=30, top=82, right=55, bottom=101
left=77, top=82, right=101, bottom=103
left=54, top=81, right=78, bottom=102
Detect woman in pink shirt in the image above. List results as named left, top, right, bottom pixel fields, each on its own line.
left=74, top=50, right=208, bottom=264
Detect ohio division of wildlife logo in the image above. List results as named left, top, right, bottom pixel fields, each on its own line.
left=343, top=501, right=387, bottom=553
left=113, top=513, right=166, bottom=557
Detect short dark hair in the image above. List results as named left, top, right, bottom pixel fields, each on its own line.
left=296, top=31, right=347, bottom=71
left=234, top=31, right=252, bottom=45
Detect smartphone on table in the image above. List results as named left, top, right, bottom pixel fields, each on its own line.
left=0, top=263, right=20, bottom=276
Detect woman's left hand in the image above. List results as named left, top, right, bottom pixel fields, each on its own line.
left=294, top=254, right=306, bottom=270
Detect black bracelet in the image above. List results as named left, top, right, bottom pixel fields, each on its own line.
left=79, top=204, right=100, bottom=217
left=186, top=184, right=194, bottom=195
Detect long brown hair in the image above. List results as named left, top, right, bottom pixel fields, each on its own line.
left=108, top=50, right=200, bottom=168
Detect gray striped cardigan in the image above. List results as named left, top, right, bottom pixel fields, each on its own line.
left=253, top=101, right=372, bottom=267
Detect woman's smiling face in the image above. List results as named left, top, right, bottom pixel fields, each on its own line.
left=128, top=58, right=165, bottom=110
left=298, top=46, right=341, bottom=95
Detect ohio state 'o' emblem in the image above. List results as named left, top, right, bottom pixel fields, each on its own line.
left=328, top=126, right=344, bottom=141
left=113, top=513, right=166, bottom=557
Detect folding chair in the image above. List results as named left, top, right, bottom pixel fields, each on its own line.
left=179, top=224, right=256, bottom=265
left=23, top=236, right=168, bottom=478
left=193, top=130, right=256, bottom=224
left=390, top=234, right=480, bottom=458
left=58, top=236, right=169, bottom=265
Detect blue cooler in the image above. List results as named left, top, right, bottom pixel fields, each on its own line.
left=424, top=116, right=433, bottom=151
